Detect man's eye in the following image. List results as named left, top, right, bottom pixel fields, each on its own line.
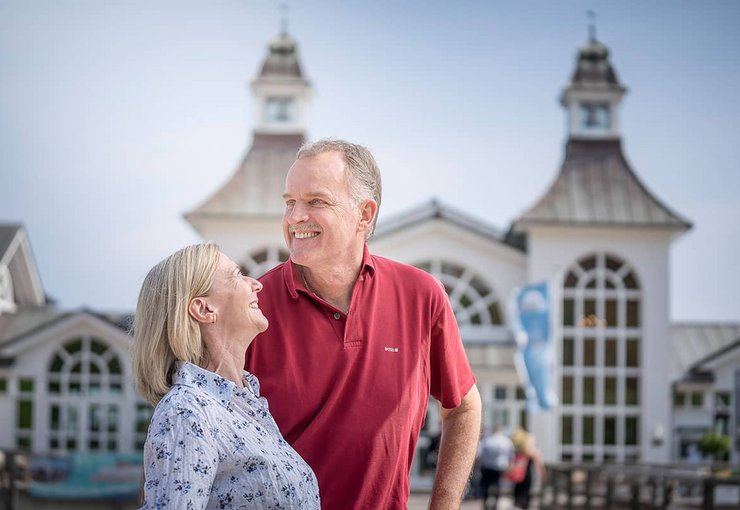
left=309, top=199, right=325, bottom=206
left=285, top=200, right=295, bottom=208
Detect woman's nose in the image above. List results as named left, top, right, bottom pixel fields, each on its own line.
left=250, top=278, right=263, bottom=292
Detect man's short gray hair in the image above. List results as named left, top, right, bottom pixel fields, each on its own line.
left=297, top=138, right=382, bottom=239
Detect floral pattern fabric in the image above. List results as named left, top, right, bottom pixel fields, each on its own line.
left=140, top=362, right=320, bottom=509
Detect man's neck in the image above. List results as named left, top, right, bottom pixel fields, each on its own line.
left=299, top=257, right=363, bottom=314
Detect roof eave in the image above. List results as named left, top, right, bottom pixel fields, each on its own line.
left=512, top=218, right=692, bottom=234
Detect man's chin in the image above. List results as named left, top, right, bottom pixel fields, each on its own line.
left=289, top=252, right=311, bottom=267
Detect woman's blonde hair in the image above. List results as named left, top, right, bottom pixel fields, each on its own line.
left=511, top=427, right=533, bottom=454
left=132, top=243, right=220, bottom=405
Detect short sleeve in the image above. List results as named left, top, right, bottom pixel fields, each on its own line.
left=429, top=285, right=476, bottom=409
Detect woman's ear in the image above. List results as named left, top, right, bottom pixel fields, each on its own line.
left=189, top=297, right=215, bottom=324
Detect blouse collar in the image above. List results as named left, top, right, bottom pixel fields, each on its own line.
left=172, top=361, right=261, bottom=408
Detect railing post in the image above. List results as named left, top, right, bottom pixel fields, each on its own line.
left=605, top=474, right=614, bottom=510
left=7, top=452, right=14, bottom=510
left=1, top=450, right=16, bottom=510
left=630, top=480, right=640, bottom=510
left=702, top=477, right=715, bottom=510
left=649, top=476, right=658, bottom=509
left=566, top=466, right=574, bottom=508
left=542, top=466, right=554, bottom=510
left=584, top=468, right=592, bottom=510
left=661, top=479, right=673, bottom=509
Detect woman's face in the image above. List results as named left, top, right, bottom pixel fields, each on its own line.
left=206, top=252, right=268, bottom=338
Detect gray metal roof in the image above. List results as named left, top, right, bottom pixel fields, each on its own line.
left=570, top=38, right=620, bottom=87
left=373, top=198, right=525, bottom=252
left=259, top=32, right=305, bottom=79
left=0, top=224, right=46, bottom=306
left=671, top=322, right=740, bottom=378
left=186, top=133, right=303, bottom=219
left=513, top=140, right=692, bottom=231
left=0, top=306, right=66, bottom=347
left=0, top=224, right=21, bottom=260
left=0, top=307, right=132, bottom=354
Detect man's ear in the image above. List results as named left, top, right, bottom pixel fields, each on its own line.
left=189, top=297, right=215, bottom=324
left=358, top=199, right=378, bottom=234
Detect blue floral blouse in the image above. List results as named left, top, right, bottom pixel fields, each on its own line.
left=140, top=362, right=320, bottom=509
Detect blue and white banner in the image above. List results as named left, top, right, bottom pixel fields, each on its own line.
left=509, top=281, right=558, bottom=412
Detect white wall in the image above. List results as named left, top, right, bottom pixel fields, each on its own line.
left=525, top=225, right=675, bottom=463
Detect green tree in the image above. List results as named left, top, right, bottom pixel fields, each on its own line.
left=698, top=430, right=731, bottom=460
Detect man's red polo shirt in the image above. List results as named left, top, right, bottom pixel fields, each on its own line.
left=244, top=246, right=475, bottom=510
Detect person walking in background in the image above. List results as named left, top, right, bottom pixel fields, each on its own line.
left=133, top=243, right=320, bottom=509
left=478, top=425, right=514, bottom=510
left=245, top=138, right=482, bottom=509
left=508, top=429, right=546, bottom=510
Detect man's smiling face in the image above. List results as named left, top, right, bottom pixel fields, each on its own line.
left=282, top=151, right=365, bottom=271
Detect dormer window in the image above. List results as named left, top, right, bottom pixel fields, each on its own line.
left=580, top=103, right=610, bottom=130
left=264, top=97, right=295, bottom=124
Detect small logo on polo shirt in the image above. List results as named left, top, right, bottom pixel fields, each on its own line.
left=384, top=347, right=399, bottom=353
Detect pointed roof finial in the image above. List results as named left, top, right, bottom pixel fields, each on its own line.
left=279, top=3, right=289, bottom=36
left=587, top=10, right=597, bottom=41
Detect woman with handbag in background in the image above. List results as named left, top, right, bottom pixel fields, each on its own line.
left=507, top=429, right=546, bottom=510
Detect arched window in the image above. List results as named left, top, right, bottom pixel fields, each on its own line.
left=560, top=253, right=642, bottom=463
left=413, top=259, right=502, bottom=326
left=241, top=246, right=290, bottom=278
left=46, top=337, right=124, bottom=452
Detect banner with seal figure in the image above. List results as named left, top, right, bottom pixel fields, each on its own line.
left=509, top=281, right=558, bottom=412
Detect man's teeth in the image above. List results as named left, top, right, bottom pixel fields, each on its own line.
left=294, top=232, right=319, bottom=239
left=249, top=302, right=259, bottom=309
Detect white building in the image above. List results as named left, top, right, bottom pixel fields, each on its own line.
left=1, top=29, right=738, bottom=467
left=0, top=226, right=150, bottom=455
left=185, top=29, right=740, bottom=465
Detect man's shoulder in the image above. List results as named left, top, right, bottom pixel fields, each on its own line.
left=259, top=261, right=288, bottom=282
left=370, top=254, right=437, bottom=284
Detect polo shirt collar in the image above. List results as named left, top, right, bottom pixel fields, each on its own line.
left=283, top=244, right=376, bottom=299
left=171, top=361, right=260, bottom=409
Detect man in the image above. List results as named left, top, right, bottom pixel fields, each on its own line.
left=477, top=425, right=514, bottom=510
left=245, top=139, right=481, bottom=509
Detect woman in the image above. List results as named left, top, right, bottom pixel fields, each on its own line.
left=133, top=243, right=320, bottom=509
left=509, top=429, right=545, bottom=510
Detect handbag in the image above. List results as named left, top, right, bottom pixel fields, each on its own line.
left=505, top=453, right=529, bottom=483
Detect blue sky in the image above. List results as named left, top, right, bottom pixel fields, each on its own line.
left=1, top=0, right=738, bottom=321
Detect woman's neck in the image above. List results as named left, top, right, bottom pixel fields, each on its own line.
left=201, top=335, right=253, bottom=387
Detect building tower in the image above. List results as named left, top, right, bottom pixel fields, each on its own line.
left=185, top=27, right=311, bottom=275
left=513, top=33, right=691, bottom=463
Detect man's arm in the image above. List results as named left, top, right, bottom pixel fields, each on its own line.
left=429, top=384, right=482, bottom=510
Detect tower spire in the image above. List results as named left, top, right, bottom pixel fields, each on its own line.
left=587, top=10, right=596, bottom=41
left=279, top=3, right=289, bottom=35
